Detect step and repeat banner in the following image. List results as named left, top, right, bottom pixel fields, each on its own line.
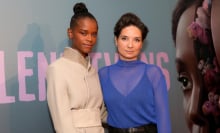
left=0, top=0, right=193, bottom=132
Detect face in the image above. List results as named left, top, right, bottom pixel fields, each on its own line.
left=175, top=0, right=220, bottom=132
left=175, top=5, right=209, bottom=132
left=68, top=17, right=98, bottom=57
left=115, top=25, right=143, bottom=61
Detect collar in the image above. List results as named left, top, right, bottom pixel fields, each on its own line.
left=116, top=59, right=140, bottom=67
left=62, top=47, right=91, bottom=69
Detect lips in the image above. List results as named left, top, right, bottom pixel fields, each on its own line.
left=125, top=50, right=134, bottom=54
left=83, top=43, right=93, bottom=48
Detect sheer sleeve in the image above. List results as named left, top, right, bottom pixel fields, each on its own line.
left=146, top=65, right=171, bottom=133
left=98, top=67, right=108, bottom=87
left=98, top=67, right=109, bottom=123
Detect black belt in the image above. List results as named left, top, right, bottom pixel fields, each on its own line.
left=108, top=123, right=157, bottom=133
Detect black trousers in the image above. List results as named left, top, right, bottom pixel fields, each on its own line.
left=108, top=123, right=157, bottom=133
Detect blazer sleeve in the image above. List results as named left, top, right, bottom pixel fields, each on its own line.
left=46, top=66, right=74, bottom=133
left=100, top=101, right=107, bottom=123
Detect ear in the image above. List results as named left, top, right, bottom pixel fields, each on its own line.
left=67, top=28, right=73, bottom=39
left=114, top=37, right=118, bottom=47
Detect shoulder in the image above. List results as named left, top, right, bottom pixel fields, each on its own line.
left=145, top=63, right=163, bottom=75
left=138, top=61, right=160, bottom=70
left=46, top=57, right=70, bottom=75
left=48, top=57, right=64, bottom=68
left=145, top=63, right=160, bottom=69
left=98, top=65, right=111, bottom=75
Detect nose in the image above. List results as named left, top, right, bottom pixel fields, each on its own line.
left=86, top=34, right=92, bottom=42
left=189, top=86, right=207, bottom=126
left=127, top=40, right=133, bottom=48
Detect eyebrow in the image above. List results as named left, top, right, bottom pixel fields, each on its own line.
left=175, top=58, right=185, bottom=72
left=120, top=35, right=141, bottom=38
left=79, top=28, right=97, bottom=33
left=79, top=28, right=88, bottom=31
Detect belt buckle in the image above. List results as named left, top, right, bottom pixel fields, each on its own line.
left=128, top=127, right=137, bottom=133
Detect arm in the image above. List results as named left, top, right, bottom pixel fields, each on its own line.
left=98, top=67, right=108, bottom=124
left=100, top=101, right=107, bottom=123
left=47, top=66, right=74, bottom=133
left=148, top=66, right=171, bottom=133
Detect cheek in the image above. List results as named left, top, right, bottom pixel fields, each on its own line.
left=117, top=40, right=125, bottom=47
left=183, top=97, right=194, bottom=130
left=117, top=42, right=126, bottom=50
left=138, top=43, right=143, bottom=50
left=117, top=46, right=124, bottom=54
left=183, top=92, right=192, bottom=112
left=135, top=43, right=143, bottom=51
left=92, top=37, right=97, bottom=43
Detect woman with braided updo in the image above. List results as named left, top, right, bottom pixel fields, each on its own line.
left=46, top=2, right=106, bottom=133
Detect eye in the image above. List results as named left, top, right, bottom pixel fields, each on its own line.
left=120, top=36, right=127, bottom=41
left=80, top=31, right=87, bottom=36
left=92, top=32, right=97, bottom=38
left=177, top=74, right=192, bottom=91
left=134, top=38, right=141, bottom=42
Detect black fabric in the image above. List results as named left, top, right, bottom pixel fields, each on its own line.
left=108, top=123, right=157, bottom=133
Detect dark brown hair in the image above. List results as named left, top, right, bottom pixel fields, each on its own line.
left=114, top=12, right=149, bottom=41
left=171, top=0, right=200, bottom=43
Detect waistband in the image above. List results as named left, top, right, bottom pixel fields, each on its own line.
left=71, top=108, right=101, bottom=127
left=108, top=123, right=157, bottom=133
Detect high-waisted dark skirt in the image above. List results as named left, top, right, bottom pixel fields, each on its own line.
left=108, top=123, right=157, bottom=133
